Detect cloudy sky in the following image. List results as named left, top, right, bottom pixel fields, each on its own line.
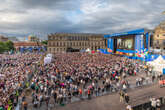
left=0, top=0, right=165, bottom=40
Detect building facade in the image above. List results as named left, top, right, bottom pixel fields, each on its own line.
left=48, top=33, right=106, bottom=53
left=153, top=21, right=165, bottom=49
left=14, top=42, right=45, bottom=52
left=8, top=37, right=19, bottom=42
left=0, top=35, right=8, bottom=42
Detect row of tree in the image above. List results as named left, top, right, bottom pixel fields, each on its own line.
left=0, top=41, right=14, bottom=53
left=0, top=40, right=48, bottom=54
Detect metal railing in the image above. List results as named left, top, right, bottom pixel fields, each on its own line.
left=133, top=97, right=165, bottom=110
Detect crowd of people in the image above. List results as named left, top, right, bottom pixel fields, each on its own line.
left=0, top=53, right=41, bottom=110
left=0, top=52, right=156, bottom=110
left=19, top=52, right=152, bottom=110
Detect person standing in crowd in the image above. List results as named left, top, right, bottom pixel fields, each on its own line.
left=22, top=99, right=28, bottom=110
left=125, top=94, right=130, bottom=104
left=126, top=104, right=132, bottom=110
left=0, top=52, right=155, bottom=109
left=156, top=98, right=161, bottom=110
left=88, top=89, right=91, bottom=99
left=119, top=90, right=125, bottom=103
left=150, top=97, right=157, bottom=110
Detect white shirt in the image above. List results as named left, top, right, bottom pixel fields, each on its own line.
left=126, top=105, right=132, bottom=110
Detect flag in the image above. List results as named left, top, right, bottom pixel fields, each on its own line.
left=107, top=48, right=112, bottom=52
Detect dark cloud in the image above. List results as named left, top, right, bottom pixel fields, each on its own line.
left=0, top=0, right=165, bottom=40
left=17, top=0, right=80, bottom=10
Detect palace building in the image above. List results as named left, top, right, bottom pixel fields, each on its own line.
left=47, top=33, right=106, bottom=53
left=154, top=21, right=165, bottom=49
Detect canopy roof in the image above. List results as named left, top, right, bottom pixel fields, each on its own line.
left=104, top=28, right=152, bottom=38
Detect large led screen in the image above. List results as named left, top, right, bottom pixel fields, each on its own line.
left=117, top=37, right=134, bottom=50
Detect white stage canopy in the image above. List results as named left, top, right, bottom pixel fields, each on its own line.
left=147, top=56, right=165, bottom=73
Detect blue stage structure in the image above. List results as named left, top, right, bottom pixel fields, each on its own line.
left=104, top=29, right=151, bottom=53
left=100, top=28, right=165, bottom=62
left=163, top=68, right=165, bottom=75
left=102, top=29, right=156, bottom=61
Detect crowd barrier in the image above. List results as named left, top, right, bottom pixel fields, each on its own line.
left=133, top=97, right=165, bottom=110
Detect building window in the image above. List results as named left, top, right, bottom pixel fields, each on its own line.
left=163, top=40, right=165, bottom=46
left=55, top=36, right=58, bottom=40
left=49, top=36, right=52, bottom=40
left=57, top=42, right=59, bottom=46
left=85, top=42, right=87, bottom=46
left=49, top=48, right=51, bottom=52
left=85, top=37, right=87, bottom=40
left=50, top=42, right=53, bottom=46
left=82, top=42, right=84, bottom=46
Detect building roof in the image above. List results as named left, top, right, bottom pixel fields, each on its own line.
left=0, top=35, right=8, bottom=39
left=7, top=37, right=19, bottom=42
left=0, top=35, right=8, bottom=42
left=50, top=33, right=105, bottom=36
left=14, top=42, right=42, bottom=47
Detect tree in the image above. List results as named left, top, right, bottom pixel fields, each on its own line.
left=41, top=40, right=48, bottom=45
left=0, top=42, right=6, bottom=53
left=5, top=40, right=14, bottom=50
left=0, top=41, right=14, bottom=53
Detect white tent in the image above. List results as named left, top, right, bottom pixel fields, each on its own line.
left=44, top=57, right=52, bottom=65
left=46, top=54, right=53, bottom=58
left=44, top=53, right=53, bottom=65
left=147, top=56, right=165, bottom=73
left=86, top=48, right=91, bottom=52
